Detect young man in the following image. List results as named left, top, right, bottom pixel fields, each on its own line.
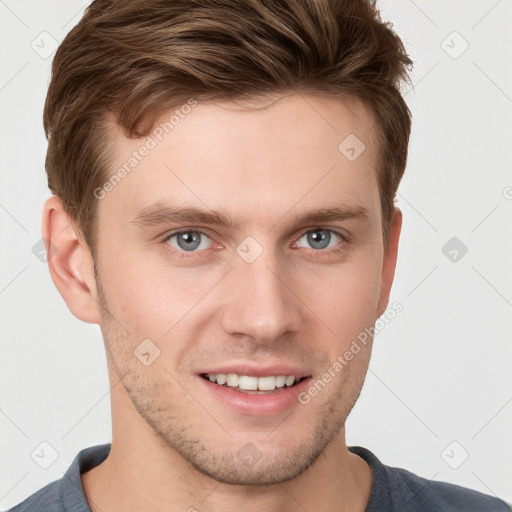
left=8, top=0, right=510, bottom=511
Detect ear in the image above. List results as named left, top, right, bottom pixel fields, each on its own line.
left=376, top=207, right=402, bottom=318
left=41, top=196, right=102, bottom=324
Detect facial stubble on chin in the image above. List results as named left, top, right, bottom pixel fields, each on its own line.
left=91, top=260, right=368, bottom=486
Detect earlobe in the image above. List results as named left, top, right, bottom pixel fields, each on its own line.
left=376, top=207, right=402, bottom=318
left=42, top=196, right=102, bottom=324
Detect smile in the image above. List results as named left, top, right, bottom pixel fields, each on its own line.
left=201, top=373, right=307, bottom=393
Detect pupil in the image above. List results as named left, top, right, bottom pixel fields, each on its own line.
left=178, top=231, right=200, bottom=251
left=308, top=230, right=329, bottom=249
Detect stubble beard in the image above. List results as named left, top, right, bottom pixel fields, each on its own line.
left=93, top=267, right=367, bottom=486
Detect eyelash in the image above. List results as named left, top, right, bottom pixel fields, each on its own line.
left=162, top=228, right=347, bottom=259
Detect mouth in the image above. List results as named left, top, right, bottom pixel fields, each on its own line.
left=200, top=373, right=308, bottom=394
left=197, top=368, right=312, bottom=416
left=200, top=373, right=309, bottom=394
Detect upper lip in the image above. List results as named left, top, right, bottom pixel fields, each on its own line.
left=197, top=363, right=311, bottom=379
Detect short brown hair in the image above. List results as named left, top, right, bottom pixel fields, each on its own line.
left=43, top=0, right=412, bottom=254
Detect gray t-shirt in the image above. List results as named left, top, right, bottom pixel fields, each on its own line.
left=6, top=443, right=511, bottom=511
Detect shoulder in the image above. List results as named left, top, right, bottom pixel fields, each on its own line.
left=349, top=445, right=511, bottom=512
left=385, top=463, right=511, bottom=512
left=4, top=443, right=110, bottom=512
left=4, top=479, right=63, bottom=512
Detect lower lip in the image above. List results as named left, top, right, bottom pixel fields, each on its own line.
left=197, top=375, right=313, bottom=416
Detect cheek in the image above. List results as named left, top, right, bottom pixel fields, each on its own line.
left=298, top=252, right=383, bottom=337
left=98, top=249, right=221, bottom=339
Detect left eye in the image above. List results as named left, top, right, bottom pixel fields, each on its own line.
left=165, top=231, right=212, bottom=252
left=296, top=229, right=343, bottom=250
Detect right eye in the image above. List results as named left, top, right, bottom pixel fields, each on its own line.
left=163, top=230, right=213, bottom=253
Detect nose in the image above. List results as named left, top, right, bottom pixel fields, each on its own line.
left=220, top=249, right=303, bottom=345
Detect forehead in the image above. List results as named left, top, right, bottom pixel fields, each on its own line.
left=99, top=92, right=381, bottom=228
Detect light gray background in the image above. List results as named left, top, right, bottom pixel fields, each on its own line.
left=1, top=0, right=511, bottom=509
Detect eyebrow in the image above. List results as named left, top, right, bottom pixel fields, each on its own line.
left=130, top=201, right=371, bottom=232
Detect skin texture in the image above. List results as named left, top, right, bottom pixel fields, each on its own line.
left=43, top=92, right=402, bottom=512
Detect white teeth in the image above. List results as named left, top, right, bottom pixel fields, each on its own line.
left=275, top=375, right=287, bottom=388
left=204, top=373, right=301, bottom=391
left=239, top=375, right=258, bottom=390
left=257, top=376, right=276, bottom=391
left=285, top=375, right=295, bottom=387
left=226, top=373, right=239, bottom=387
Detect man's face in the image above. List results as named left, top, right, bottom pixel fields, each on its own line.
left=92, top=92, right=393, bottom=485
